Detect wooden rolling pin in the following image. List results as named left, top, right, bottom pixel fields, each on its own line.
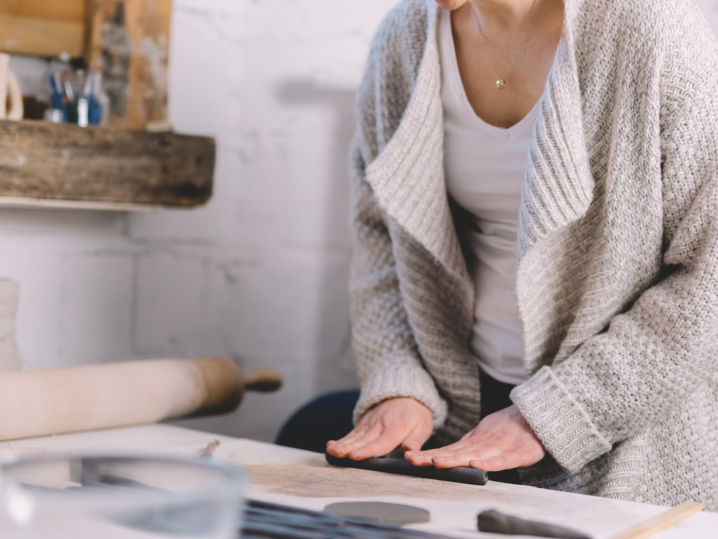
left=0, top=357, right=282, bottom=441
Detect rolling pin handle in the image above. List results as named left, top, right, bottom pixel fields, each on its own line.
left=244, top=369, right=283, bottom=392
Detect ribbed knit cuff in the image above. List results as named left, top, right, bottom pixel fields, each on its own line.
left=510, top=366, right=612, bottom=473
left=354, top=363, right=448, bottom=429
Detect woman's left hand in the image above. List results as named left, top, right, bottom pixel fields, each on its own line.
left=404, top=405, right=545, bottom=471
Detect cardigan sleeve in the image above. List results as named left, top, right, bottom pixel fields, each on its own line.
left=347, top=1, right=448, bottom=429
left=511, top=37, right=718, bottom=473
left=348, top=133, right=448, bottom=429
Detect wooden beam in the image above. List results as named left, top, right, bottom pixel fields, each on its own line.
left=0, top=0, right=86, bottom=58
left=0, top=120, right=214, bottom=209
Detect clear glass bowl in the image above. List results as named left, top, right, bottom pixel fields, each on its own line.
left=0, top=454, right=245, bottom=539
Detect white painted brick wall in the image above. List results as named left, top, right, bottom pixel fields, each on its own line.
left=61, top=253, right=135, bottom=361
left=0, top=0, right=388, bottom=442
left=2, top=0, right=717, bottom=442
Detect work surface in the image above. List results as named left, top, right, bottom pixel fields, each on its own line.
left=6, top=424, right=717, bottom=538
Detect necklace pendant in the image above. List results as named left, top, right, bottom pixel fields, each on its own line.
left=496, top=79, right=506, bottom=90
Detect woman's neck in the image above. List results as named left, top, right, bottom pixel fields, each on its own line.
left=436, top=0, right=558, bottom=34
left=471, top=0, right=540, bottom=29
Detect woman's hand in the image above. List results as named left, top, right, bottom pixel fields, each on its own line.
left=326, top=397, right=433, bottom=460
left=405, top=405, right=544, bottom=471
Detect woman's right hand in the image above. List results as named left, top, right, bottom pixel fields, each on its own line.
left=325, top=397, right=433, bottom=460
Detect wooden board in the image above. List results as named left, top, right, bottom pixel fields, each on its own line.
left=85, top=0, right=172, bottom=129
left=0, top=0, right=86, bottom=58
left=0, top=119, right=214, bottom=208
left=8, top=425, right=718, bottom=539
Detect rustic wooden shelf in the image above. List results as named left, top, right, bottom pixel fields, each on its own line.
left=0, top=119, right=215, bottom=210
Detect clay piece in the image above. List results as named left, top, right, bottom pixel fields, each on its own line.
left=477, top=509, right=591, bottom=539
left=325, top=502, right=430, bottom=526
left=325, top=452, right=488, bottom=485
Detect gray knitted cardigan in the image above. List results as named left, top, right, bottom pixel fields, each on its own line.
left=349, top=0, right=718, bottom=510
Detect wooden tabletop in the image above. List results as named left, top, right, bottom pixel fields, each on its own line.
left=6, top=424, right=716, bottom=538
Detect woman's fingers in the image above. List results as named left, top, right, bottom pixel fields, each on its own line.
left=430, top=446, right=503, bottom=468
left=404, top=440, right=470, bottom=466
left=404, top=451, right=436, bottom=466
left=407, top=406, right=545, bottom=470
left=326, top=426, right=382, bottom=458
left=400, top=420, right=434, bottom=453
left=330, top=423, right=376, bottom=447
left=329, top=397, right=435, bottom=461
left=347, top=430, right=405, bottom=460
left=327, top=438, right=373, bottom=457
left=469, top=452, right=524, bottom=472
left=411, top=445, right=525, bottom=470
left=327, top=431, right=363, bottom=448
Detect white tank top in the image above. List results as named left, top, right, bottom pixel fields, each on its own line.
left=438, top=9, right=541, bottom=385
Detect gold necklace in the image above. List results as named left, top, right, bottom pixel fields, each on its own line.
left=470, top=0, right=539, bottom=90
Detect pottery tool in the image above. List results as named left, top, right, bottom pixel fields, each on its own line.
left=0, top=357, right=282, bottom=441
left=609, top=501, right=704, bottom=539
left=200, top=439, right=220, bottom=461
left=48, top=72, right=68, bottom=121
left=325, top=502, right=430, bottom=526
left=478, top=510, right=590, bottom=539
left=477, top=501, right=705, bottom=539
left=325, top=453, right=488, bottom=485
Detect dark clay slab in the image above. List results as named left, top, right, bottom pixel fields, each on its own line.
left=325, top=502, right=431, bottom=526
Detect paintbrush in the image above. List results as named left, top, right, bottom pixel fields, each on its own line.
left=199, top=439, right=220, bottom=461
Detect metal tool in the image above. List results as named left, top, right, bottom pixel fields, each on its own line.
left=325, top=453, right=488, bottom=486
left=477, top=502, right=706, bottom=539
left=200, top=440, right=220, bottom=461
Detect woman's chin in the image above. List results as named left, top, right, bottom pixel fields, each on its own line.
left=434, top=0, right=469, bottom=11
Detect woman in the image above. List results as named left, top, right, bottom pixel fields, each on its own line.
left=326, top=0, right=718, bottom=509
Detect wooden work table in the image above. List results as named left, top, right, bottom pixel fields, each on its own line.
left=3, top=424, right=716, bottom=538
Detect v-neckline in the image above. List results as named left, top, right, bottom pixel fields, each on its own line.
left=439, top=8, right=547, bottom=135
left=366, top=0, right=594, bottom=274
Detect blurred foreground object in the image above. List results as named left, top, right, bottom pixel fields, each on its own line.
left=0, top=278, right=21, bottom=372
left=47, top=68, right=106, bottom=126
left=0, top=357, right=282, bottom=441
left=0, top=53, right=23, bottom=121
left=0, top=0, right=85, bottom=58
left=86, top=0, right=172, bottom=129
left=0, top=454, right=245, bottom=538
left=0, top=0, right=172, bottom=129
